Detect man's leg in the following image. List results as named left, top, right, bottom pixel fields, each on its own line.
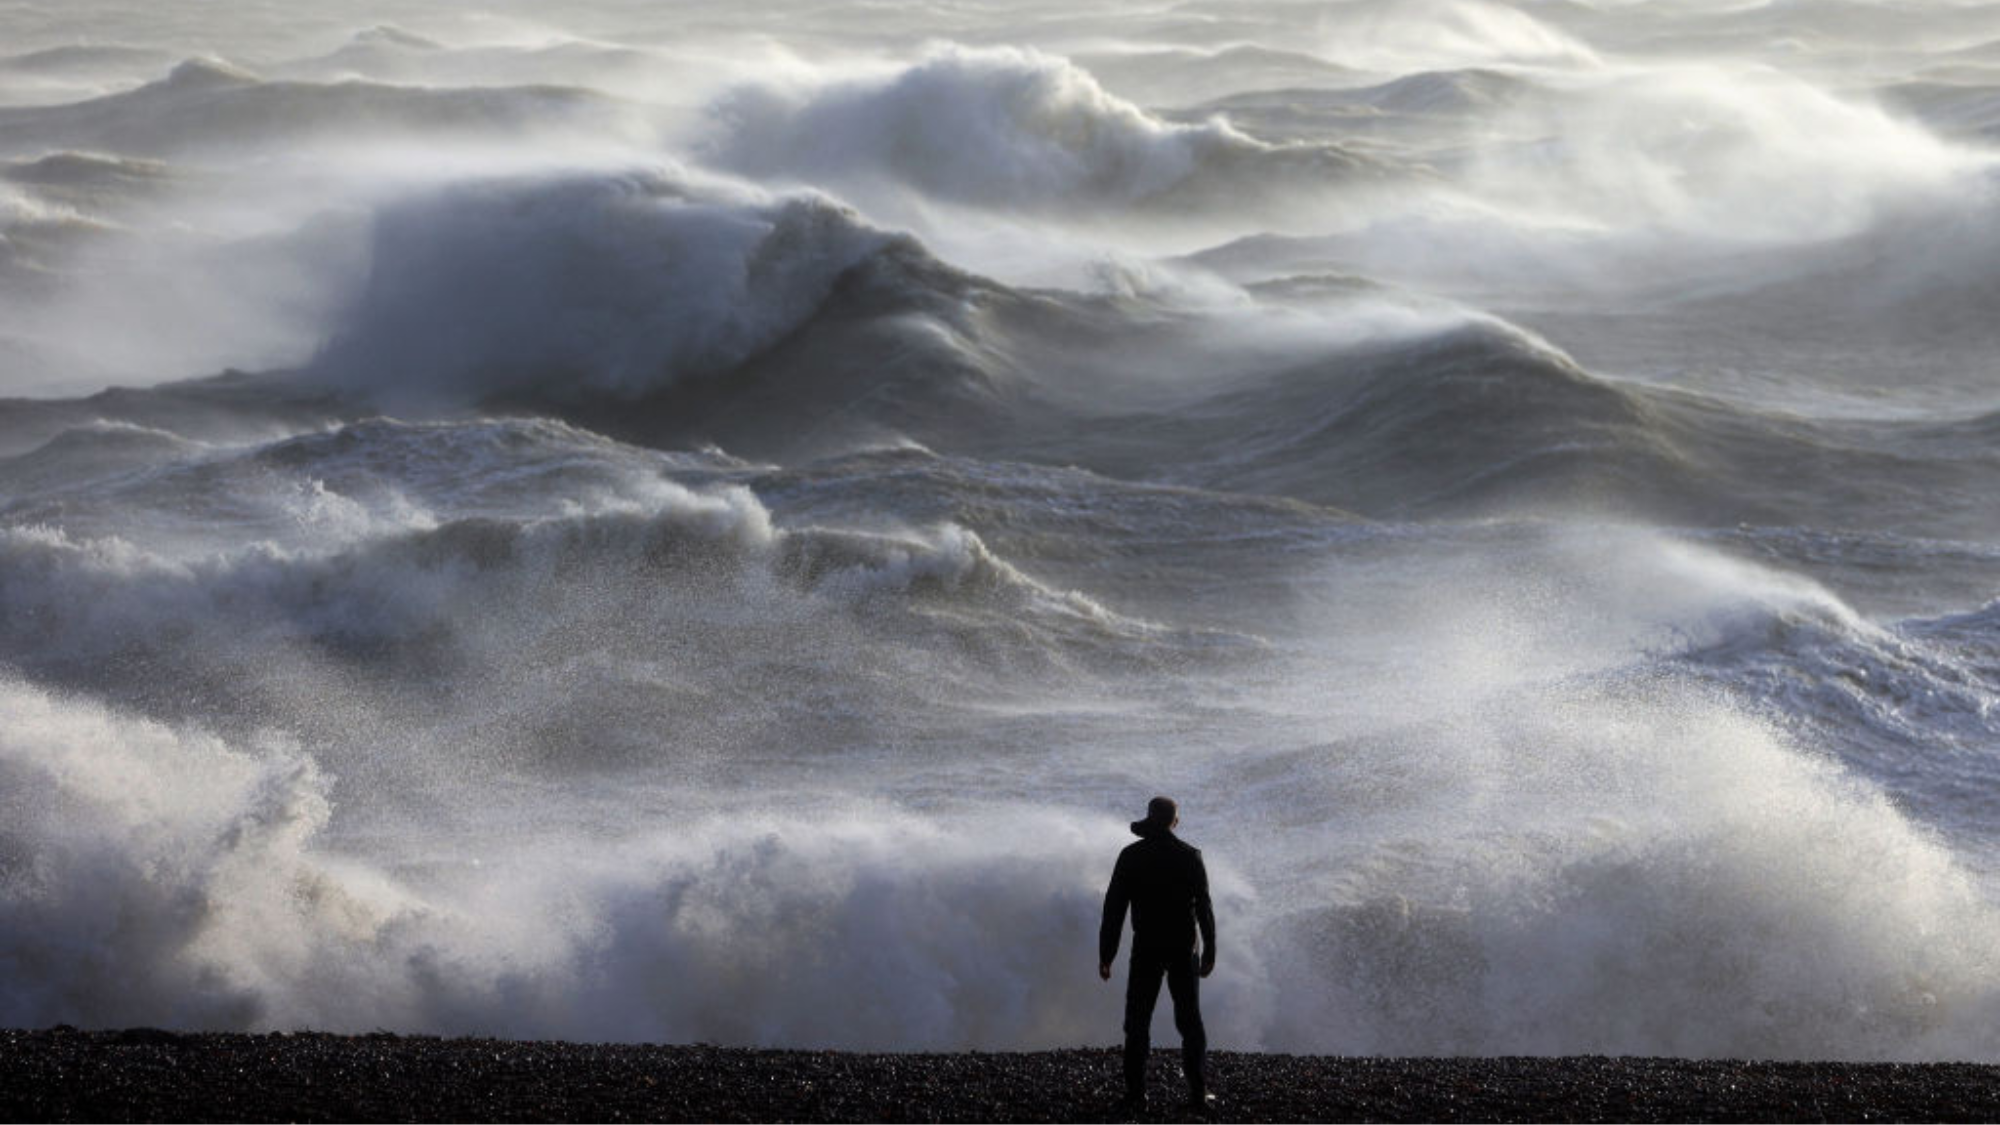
left=1122, top=951, right=1167, bottom=1102
left=1165, top=951, right=1208, bottom=1100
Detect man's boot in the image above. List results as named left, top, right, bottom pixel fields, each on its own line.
left=1185, top=1057, right=1215, bottom=1113
left=1121, top=1039, right=1148, bottom=1112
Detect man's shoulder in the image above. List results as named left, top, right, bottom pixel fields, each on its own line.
left=1125, top=835, right=1202, bottom=858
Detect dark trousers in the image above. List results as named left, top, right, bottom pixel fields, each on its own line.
left=1122, top=946, right=1206, bottom=1100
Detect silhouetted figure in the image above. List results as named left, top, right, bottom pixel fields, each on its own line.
left=1099, top=795, right=1216, bottom=1110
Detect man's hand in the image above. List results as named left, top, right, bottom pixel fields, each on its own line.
left=1099, top=962, right=1112, bottom=981
left=1199, top=952, right=1215, bottom=979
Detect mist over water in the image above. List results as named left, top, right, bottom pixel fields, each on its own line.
left=6, top=0, right=2000, bottom=1061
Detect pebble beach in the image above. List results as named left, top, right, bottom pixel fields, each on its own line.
left=5, top=1028, right=1998, bottom=1123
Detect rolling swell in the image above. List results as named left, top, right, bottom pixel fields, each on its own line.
left=305, top=167, right=2000, bottom=534
left=1041, top=314, right=2000, bottom=531
left=290, top=26, right=678, bottom=93
left=0, top=370, right=346, bottom=458
left=1, top=150, right=171, bottom=194
left=1074, top=43, right=1361, bottom=109
left=753, top=445, right=1353, bottom=629
left=27, top=157, right=1988, bottom=548
left=0, top=59, right=626, bottom=158
left=0, top=43, right=172, bottom=77
left=0, top=420, right=204, bottom=499
left=1147, top=322, right=1688, bottom=518
left=310, top=178, right=1708, bottom=524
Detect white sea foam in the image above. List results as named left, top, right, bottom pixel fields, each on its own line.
left=1316, top=0, right=1603, bottom=72
left=704, top=45, right=1261, bottom=210
left=1274, top=681, right=2000, bottom=1059
left=0, top=676, right=1248, bottom=1046
left=0, top=678, right=359, bottom=1029
left=1467, top=62, right=1986, bottom=243
left=1224, top=528, right=2000, bottom=1058
left=6, top=662, right=2000, bottom=1059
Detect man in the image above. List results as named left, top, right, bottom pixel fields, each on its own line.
left=1099, top=795, right=1216, bottom=1110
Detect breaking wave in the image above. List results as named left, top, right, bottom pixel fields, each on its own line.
left=311, top=171, right=906, bottom=407
left=0, top=675, right=1153, bottom=1047
left=703, top=46, right=1394, bottom=216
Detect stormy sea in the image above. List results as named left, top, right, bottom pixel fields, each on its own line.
left=4, top=0, right=2000, bottom=1065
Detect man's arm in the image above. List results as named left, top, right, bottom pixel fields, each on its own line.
left=1193, top=852, right=1216, bottom=977
left=1099, top=851, right=1131, bottom=980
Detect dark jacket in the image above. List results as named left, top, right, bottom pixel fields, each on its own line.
left=1099, top=820, right=1216, bottom=968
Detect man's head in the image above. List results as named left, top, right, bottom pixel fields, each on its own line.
left=1144, top=795, right=1178, bottom=829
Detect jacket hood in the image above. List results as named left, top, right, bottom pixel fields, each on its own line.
left=1131, top=818, right=1174, bottom=839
